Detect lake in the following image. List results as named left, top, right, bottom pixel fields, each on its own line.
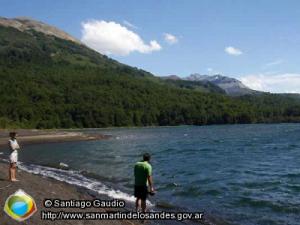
left=5, top=124, right=300, bottom=225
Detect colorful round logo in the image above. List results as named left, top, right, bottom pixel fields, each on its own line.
left=4, top=189, right=37, bottom=221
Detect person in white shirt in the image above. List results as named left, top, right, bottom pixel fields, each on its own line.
left=8, top=132, right=20, bottom=182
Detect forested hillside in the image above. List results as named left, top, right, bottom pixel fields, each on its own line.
left=1, top=24, right=300, bottom=128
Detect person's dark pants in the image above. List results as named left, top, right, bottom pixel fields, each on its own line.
left=134, top=185, right=148, bottom=200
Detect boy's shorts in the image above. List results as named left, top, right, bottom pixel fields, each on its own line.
left=134, top=185, right=148, bottom=200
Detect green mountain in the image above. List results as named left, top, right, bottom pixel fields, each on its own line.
left=1, top=17, right=300, bottom=128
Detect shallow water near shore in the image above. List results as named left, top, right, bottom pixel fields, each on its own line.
left=2, top=124, right=300, bottom=225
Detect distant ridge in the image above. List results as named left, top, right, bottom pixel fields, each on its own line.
left=186, top=74, right=256, bottom=96
left=0, top=17, right=80, bottom=44
left=163, top=74, right=257, bottom=96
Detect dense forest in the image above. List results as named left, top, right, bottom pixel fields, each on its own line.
left=1, top=25, right=300, bottom=128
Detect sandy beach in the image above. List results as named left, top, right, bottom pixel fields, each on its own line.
left=0, top=129, right=110, bottom=148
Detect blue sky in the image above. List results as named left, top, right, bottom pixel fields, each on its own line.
left=1, top=0, right=300, bottom=92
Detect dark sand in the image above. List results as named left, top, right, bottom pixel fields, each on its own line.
left=0, top=162, right=138, bottom=225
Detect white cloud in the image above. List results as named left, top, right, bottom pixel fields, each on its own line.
left=264, top=59, right=284, bottom=67
left=81, top=20, right=161, bottom=56
left=207, top=68, right=213, bottom=72
left=123, top=20, right=138, bottom=29
left=225, top=46, right=243, bottom=56
left=164, top=33, right=178, bottom=45
left=239, top=73, right=300, bottom=93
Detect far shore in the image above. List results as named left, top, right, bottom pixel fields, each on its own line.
left=0, top=129, right=111, bottom=148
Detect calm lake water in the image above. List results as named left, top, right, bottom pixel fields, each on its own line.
left=3, top=124, right=300, bottom=225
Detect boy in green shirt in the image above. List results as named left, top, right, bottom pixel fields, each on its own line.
left=134, top=153, right=155, bottom=212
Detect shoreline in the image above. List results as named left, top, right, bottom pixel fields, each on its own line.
left=0, top=129, right=111, bottom=148
left=1, top=121, right=296, bottom=133
left=0, top=161, right=139, bottom=225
